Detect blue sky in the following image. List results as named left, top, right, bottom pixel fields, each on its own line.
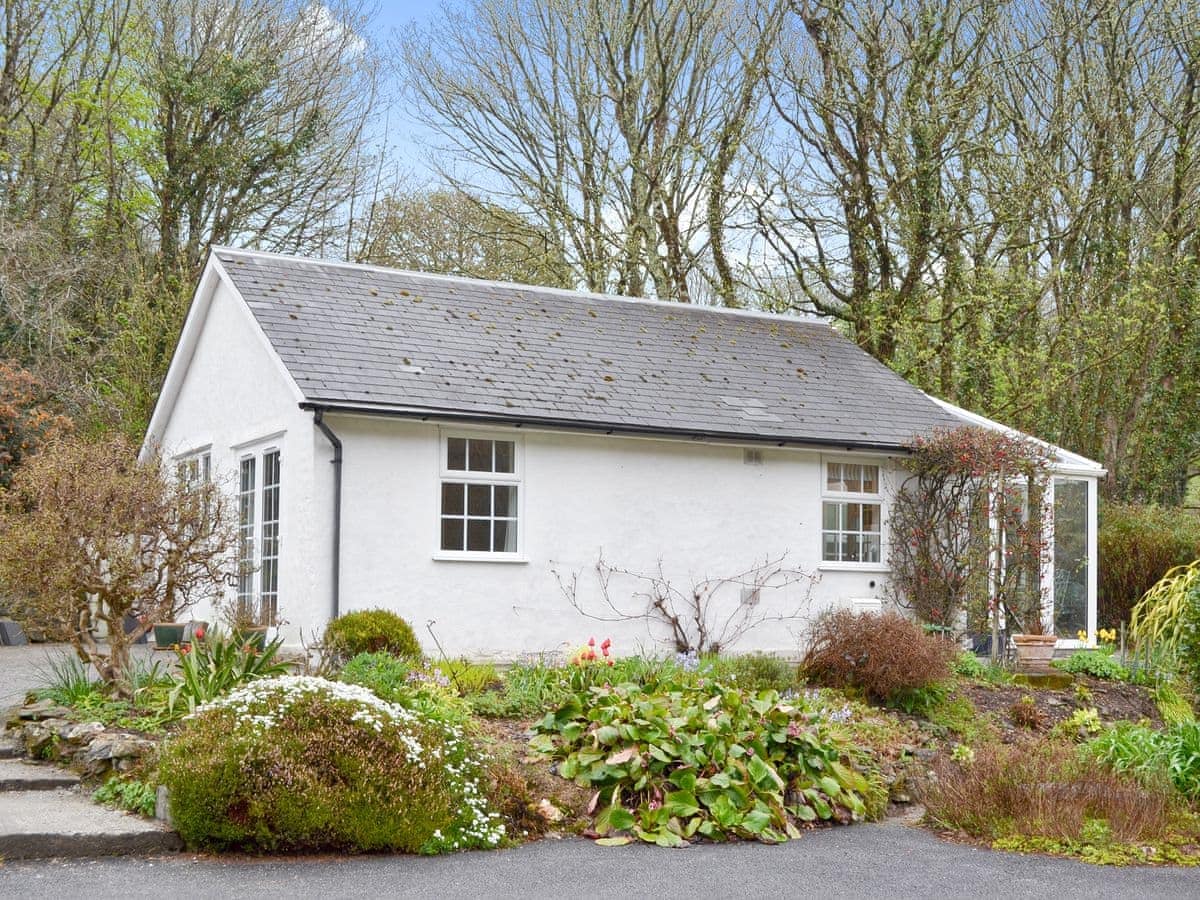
left=363, top=1, right=451, bottom=177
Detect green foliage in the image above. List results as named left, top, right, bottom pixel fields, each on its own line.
left=1086, top=721, right=1200, bottom=802
left=925, top=694, right=995, bottom=744
left=167, top=630, right=291, bottom=716
left=337, top=652, right=474, bottom=733
left=951, top=652, right=986, bottom=680
left=1051, top=708, right=1104, bottom=742
left=1052, top=649, right=1130, bottom=681
left=531, top=678, right=884, bottom=846
left=888, top=682, right=949, bottom=717
left=468, top=661, right=572, bottom=718
left=93, top=777, right=157, bottom=818
left=36, top=655, right=101, bottom=706
left=951, top=651, right=1012, bottom=685
left=1154, top=681, right=1197, bottom=727
left=38, top=654, right=173, bottom=733
left=438, top=659, right=502, bottom=695
left=323, top=609, right=421, bottom=661
left=1099, top=504, right=1200, bottom=628
left=801, top=610, right=956, bottom=706
left=158, top=676, right=503, bottom=853
left=1131, top=560, right=1200, bottom=652
left=700, top=653, right=796, bottom=693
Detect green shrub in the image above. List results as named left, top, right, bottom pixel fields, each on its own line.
left=159, top=675, right=503, bottom=853
left=324, top=609, right=421, bottom=661
left=530, top=678, right=884, bottom=846
left=440, top=659, right=502, bottom=694
left=951, top=652, right=986, bottom=679
left=1087, top=721, right=1200, bottom=802
left=801, top=610, right=956, bottom=706
left=1099, top=504, right=1200, bottom=629
left=93, top=777, right=156, bottom=817
left=167, top=629, right=290, bottom=716
left=702, top=653, right=796, bottom=693
left=1052, top=648, right=1130, bottom=681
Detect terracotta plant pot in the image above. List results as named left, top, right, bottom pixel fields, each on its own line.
left=1012, top=633, right=1058, bottom=671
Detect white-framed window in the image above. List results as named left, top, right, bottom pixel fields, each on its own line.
left=175, top=449, right=211, bottom=485
left=236, top=447, right=281, bottom=623
left=821, top=459, right=882, bottom=564
left=439, top=434, right=521, bottom=557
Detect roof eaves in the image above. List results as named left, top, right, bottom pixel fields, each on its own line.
left=297, top=399, right=914, bottom=454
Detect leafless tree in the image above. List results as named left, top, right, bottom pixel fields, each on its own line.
left=397, top=0, right=781, bottom=303
left=553, top=552, right=815, bottom=654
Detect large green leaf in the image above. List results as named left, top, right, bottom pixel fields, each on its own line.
left=595, top=805, right=635, bottom=835
left=663, top=790, right=700, bottom=817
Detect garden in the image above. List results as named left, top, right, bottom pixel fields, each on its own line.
left=2, top=429, right=1200, bottom=864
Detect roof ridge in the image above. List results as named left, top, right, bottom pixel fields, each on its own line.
left=212, top=245, right=834, bottom=330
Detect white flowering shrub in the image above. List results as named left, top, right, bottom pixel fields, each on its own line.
left=159, top=675, right=503, bottom=853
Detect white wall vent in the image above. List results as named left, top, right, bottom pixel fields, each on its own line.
left=743, top=448, right=764, bottom=466
left=849, top=597, right=883, bottom=615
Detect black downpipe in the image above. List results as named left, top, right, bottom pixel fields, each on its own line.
left=312, top=408, right=343, bottom=621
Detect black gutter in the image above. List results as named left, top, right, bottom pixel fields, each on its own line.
left=298, top=400, right=913, bottom=454
left=311, top=408, right=343, bottom=621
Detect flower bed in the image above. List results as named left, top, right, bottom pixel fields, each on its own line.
left=531, top=677, right=885, bottom=846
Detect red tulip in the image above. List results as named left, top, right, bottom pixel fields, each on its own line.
left=194, top=627, right=206, bottom=641
left=601, top=638, right=611, bottom=650
left=588, top=636, right=596, bottom=647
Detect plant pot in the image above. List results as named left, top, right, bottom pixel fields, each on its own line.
left=233, top=626, right=270, bottom=650
left=153, top=622, right=188, bottom=649
left=1012, top=633, right=1058, bottom=672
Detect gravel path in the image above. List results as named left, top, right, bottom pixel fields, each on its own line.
left=0, top=643, right=159, bottom=709
left=0, top=824, right=1197, bottom=899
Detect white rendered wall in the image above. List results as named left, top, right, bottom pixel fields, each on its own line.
left=153, top=277, right=329, bottom=636
left=326, top=414, right=900, bottom=660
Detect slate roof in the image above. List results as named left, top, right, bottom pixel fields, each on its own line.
left=214, top=248, right=963, bottom=450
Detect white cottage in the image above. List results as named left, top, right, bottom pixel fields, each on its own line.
left=143, top=248, right=1105, bottom=658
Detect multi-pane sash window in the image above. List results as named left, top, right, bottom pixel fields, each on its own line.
left=259, top=450, right=281, bottom=624
left=237, top=457, right=257, bottom=610
left=237, top=448, right=281, bottom=624
left=822, top=461, right=882, bottom=563
left=440, top=436, right=519, bottom=554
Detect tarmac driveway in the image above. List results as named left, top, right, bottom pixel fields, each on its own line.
left=1, top=822, right=1196, bottom=899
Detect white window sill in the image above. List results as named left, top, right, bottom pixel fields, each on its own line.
left=817, top=562, right=889, bottom=573
left=432, top=552, right=529, bottom=564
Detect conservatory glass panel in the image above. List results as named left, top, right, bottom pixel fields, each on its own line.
left=1053, top=478, right=1089, bottom=638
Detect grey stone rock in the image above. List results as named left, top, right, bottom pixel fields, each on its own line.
left=155, top=785, right=173, bottom=826
left=84, top=733, right=154, bottom=762
left=0, top=618, right=27, bottom=645
left=17, top=699, right=72, bottom=721
left=20, top=721, right=60, bottom=757
left=64, top=721, right=106, bottom=743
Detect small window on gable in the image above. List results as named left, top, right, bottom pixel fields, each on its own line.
left=440, top=435, right=520, bottom=556
left=822, top=460, right=882, bottom=564
left=175, top=450, right=211, bottom=486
